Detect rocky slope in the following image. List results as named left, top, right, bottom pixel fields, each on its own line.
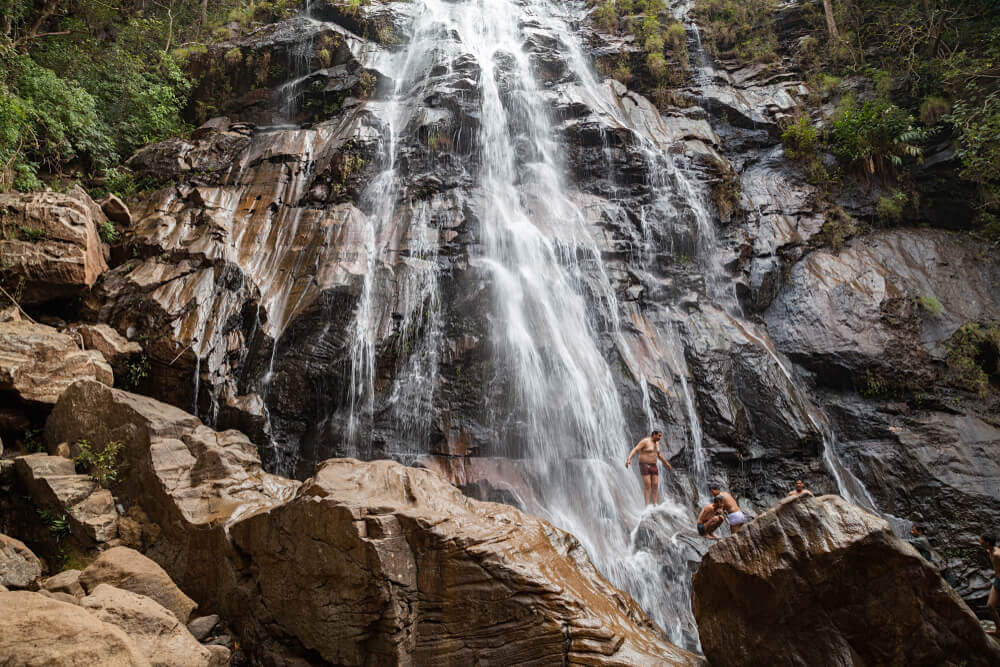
left=2, top=379, right=701, bottom=665
left=1, top=0, right=998, bottom=653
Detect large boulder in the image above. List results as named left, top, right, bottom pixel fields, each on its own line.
left=0, top=187, right=109, bottom=305
left=81, top=583, right=215, bottom=667
left=15, top=453, right=119, bottom=543
left=231, top=458, right=703, bottom=665
left=0, top=320, right=113, bottom=405
left=0, top=532, right=42, bottom=589
left=45, top=380, right=300, bottom=608
left=0, top=590, right=150, bottom=666
left=692, top=494, right=1000, bottom=666
left=79, top=547, right=197, bottom=624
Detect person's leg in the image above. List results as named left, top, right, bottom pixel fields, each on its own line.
left=988, top=584, right=1000, bottom=635
left=642, top=474, right=652, bottom=505
left=649, top=474, right=659, bottom=505
left=705, top=515, right=723, bottom=539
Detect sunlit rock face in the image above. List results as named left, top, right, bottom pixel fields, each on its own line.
left=76, top=0, right=1000, bottom=650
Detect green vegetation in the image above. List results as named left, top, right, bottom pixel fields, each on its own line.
left=590, top=0, right=691, bottom=106
left=692, top=0, right=1000, bottom=241
left=124, top=353, right=150, bottom=390
left=917, top=294, right=943, bottom=317
left=945, top=321, right=1000, bottom=397
left=36, top=507, right=71, bottom=540
left=0, top=0, right=294, bottom=194
left=74, top=439, right=125, bottom=488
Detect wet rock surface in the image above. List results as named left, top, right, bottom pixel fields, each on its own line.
left=231, top=457, right=703, bottom=665
left=43, top=380, right=700, bottom=664
left=692, top=494, right=1000, bottom=667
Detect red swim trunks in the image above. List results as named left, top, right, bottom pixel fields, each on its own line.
left=639, top=462, right=658, bottom=477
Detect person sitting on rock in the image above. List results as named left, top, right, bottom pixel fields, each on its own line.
left=696, top=496, right=726, bottom=540
left=709, top=484, right=747, bottom=533
left=787, top=479, right=811, bottom=497
left=625, top=430, right=673, bottom=506
left=981, top=534, right=1000, bottom=635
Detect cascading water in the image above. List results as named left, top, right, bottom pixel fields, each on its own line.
left=250, top=0, right=898, bottom=654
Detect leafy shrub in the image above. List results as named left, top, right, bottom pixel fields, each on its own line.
left=830, top=97, right=927, bottom=175
left=919, top=96, right=950, bottom=125
left=37, top=508, right=71, bottom=540
left=946, top=322, right=1000, bottom=397
left=780, top=115, right=820, bottom=160
left=74, top=439, right=125, bottom=488
left=875, top=189, right=908, bottom=222
left=98, top=219, right=120, bottom=244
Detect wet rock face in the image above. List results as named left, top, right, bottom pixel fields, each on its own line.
left=46, top=381, right=700, bottom=664
left=692, top=494, right=1000, bottom=667
left=764, top=229, right=1000, bottom=388
left=0, top=187, right=109, bottom=305
left=230, top=458, right=703, bottom=666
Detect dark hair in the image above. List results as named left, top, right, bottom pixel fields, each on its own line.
left=914, top=525, right=926, bottom=533
left=651, top=430, right=662, bottom=437
left=984, top=535, right=997, bottom=547
left=713, top=496, right=724, bottom=504
left=708, top=483, right=720, bottom=491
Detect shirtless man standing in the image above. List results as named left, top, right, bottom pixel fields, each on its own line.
left=709, top=484, right=747, bottom=533
left=787, top=480, right=811, bottom=497
left=981, top=535, right=1000, bottom=635
left=625, top=430, right=674, bottom=505
left=696, top=496, right=726, bottom=539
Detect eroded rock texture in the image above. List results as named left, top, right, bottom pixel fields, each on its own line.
left=0, top=187, right=109, bottom=305
left=45, top=380, right=700, bottom=665
left=692, top=494, right=1000, bottom=667
left=232, top=458, right=701, bottom=665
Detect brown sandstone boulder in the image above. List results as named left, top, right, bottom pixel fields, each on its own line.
left=42, top=569, right=85, bottom=597
left=99, top=193, right=132, bottom=226
left=692, top=494, right=1000, bottom=666
left=80, top=547, right=197, bottom=624
left=81, top=583, right=215, bottom=667
left=46, top=380, right=699, bottom=665
left=15, top=453, right=118, bottom=543
left=0, top=187, right=109, bottom=304
left=0, top=532, right=43, bottom=589
left=0, top=590, right=150, bottom=666
left=45, top=379, right=299, bottom=608
left=230, top=458, right=702, bottom=666
left=67, top=322, right=143, bottom=378
left=0, top=320, right=113, bottom=405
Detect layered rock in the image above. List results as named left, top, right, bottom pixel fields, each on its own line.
left=231, top=458, right=701, bottom=665
left=80, top=548, right=197, bottom=624
left=44, top=380, right=300, bottom=606
left=0, top=188, right=109, bottom=305
left=45, top=380, right=700, bottom=664
left=81, top=583, right=218, bottom=667
left=15, top=453, right=118, bottom=544
left=692, top=494, right=1000, bottom=666
left=0, top=320, right=113, bottom=405
left=764, top=229, right=1000, bottom=386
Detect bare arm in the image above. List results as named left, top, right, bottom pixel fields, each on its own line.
left=696, top=505, right=713, bottom=523
left=657, top=451, right=673, bottom=471
left=625, top=442, right=643, bottom=467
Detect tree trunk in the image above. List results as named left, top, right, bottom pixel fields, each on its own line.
left=823, top=0, right=840, bottom=41
left=200, top=0, right=208, bottom=35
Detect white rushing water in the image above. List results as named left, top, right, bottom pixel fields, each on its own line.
left=319, top=0, right=893, bottom=652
